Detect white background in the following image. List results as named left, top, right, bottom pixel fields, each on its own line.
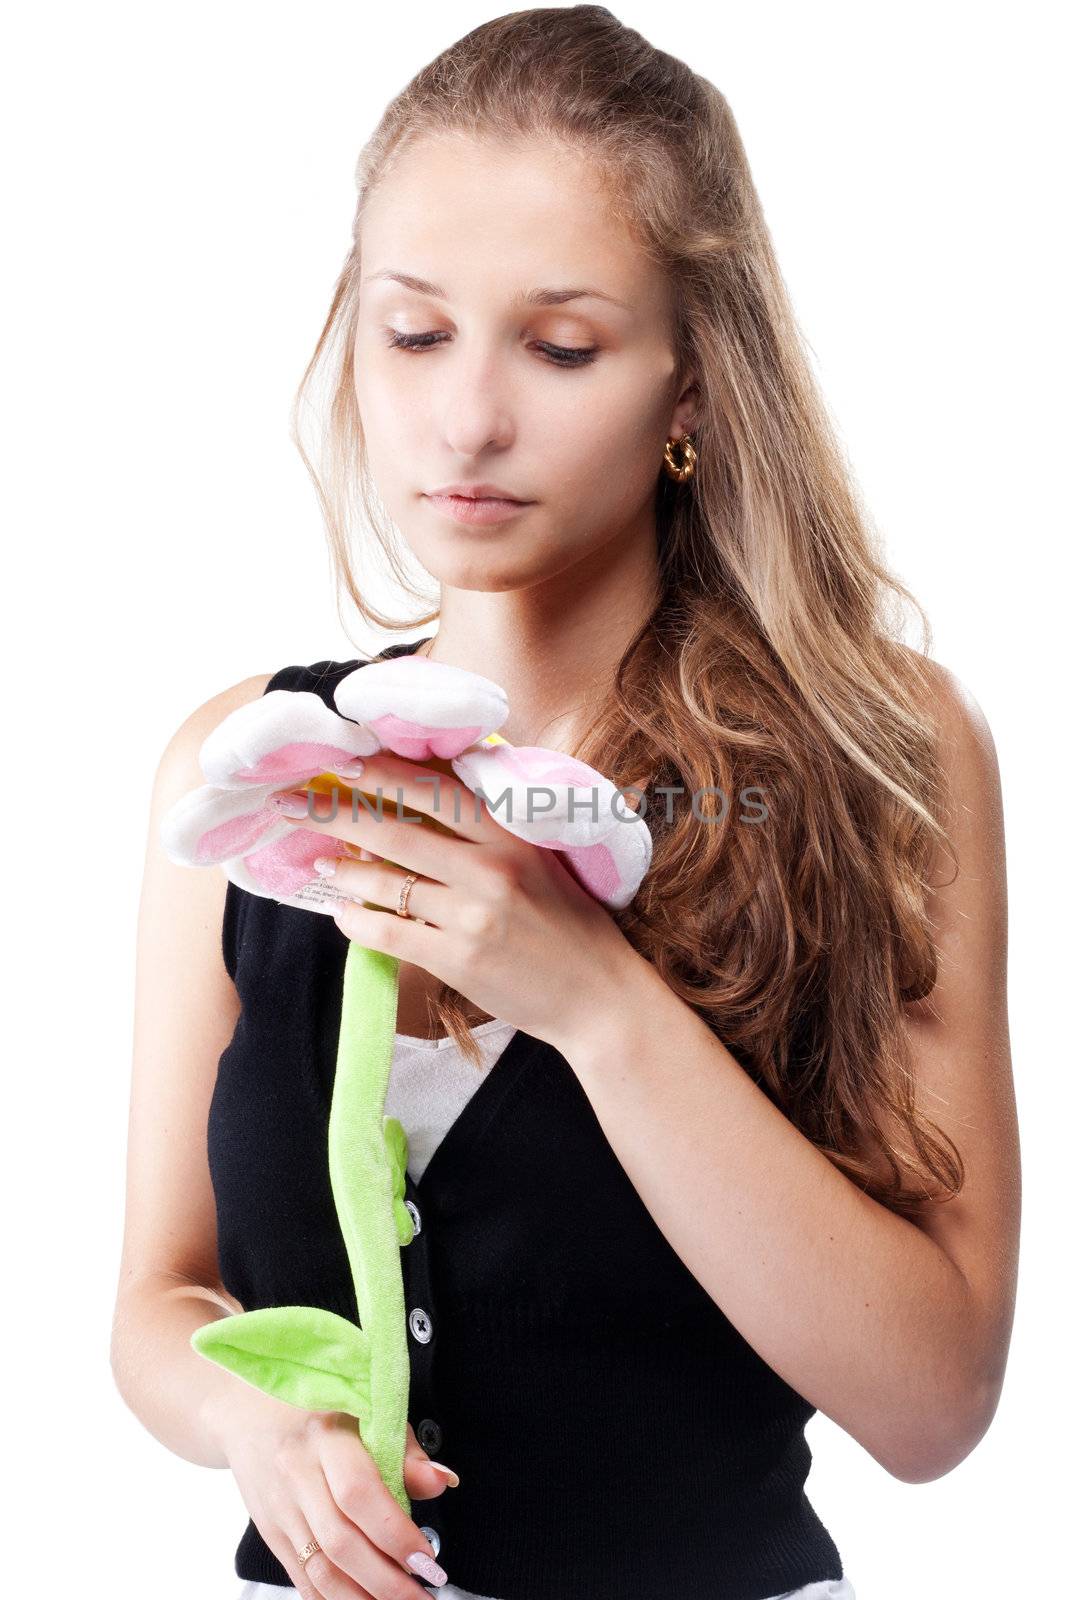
left=4, top=3, right=1062, bottom=1594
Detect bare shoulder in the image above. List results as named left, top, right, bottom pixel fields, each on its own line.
left=155, top=671, right=274, bottom=799
left=852, top=649, right=1014, bottom=1149
left=904, top=647, right=1003, bottom=809
left=903, top=649, right=1008, bottom=969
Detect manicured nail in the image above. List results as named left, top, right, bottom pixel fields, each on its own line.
left=405, top=1550, right=448, bottom=1585
left=336, top=759, right=365, bottom=778
left=332, top=896, right=363, bottom=922
left=426, top=1460, right=460, bottom=1487
left=313, top=857, right=336, bottom=876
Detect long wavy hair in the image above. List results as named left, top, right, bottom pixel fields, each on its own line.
left=290, top=4, right=962, bottom=1217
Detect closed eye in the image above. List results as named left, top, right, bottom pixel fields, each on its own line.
left=384, top=330, right=599, bottom=369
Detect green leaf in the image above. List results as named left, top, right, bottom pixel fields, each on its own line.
left=191, top=1304, right=372, bottom=1417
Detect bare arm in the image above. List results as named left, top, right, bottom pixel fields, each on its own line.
left=110, top=674, right=464, bottom=1594
left=109, top=671, right=273, bottom=1468
left=554, top=662, right=1020, bottom=1484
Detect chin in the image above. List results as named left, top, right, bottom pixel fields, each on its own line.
left=424, top=555, right=535, bottom=593
left=403, top=514, right=575, bottom=592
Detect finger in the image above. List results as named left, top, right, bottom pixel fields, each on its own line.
left=403, top=1420, right=460, bottom=1499
left=268, top=785, right=474, bottom=887
left=316, top=1436, right=450, bottom=1593
left=266, top=1501, right=367, bottom=1599
left=331, top=895, right=445, bottom=966
left=296, top=1468, right=432, bottom=1598
left=345, top=750, right=513, bottom=846
left=314, top=853, right=450, bottom=929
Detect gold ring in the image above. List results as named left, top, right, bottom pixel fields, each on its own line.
left=396, top=872, right=419, bottom=918
left=297, top=1538, right=321, bottom=1566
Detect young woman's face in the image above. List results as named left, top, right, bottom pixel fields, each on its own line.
left=353, top=135, right=694, bottom=592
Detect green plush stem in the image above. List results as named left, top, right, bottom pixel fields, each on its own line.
left=329, top=940, right=411, bottom=1513
left=191, top=937, right=414, bottom=1515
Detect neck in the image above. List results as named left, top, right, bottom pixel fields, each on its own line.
left=416, top=515, right=661, bottom=757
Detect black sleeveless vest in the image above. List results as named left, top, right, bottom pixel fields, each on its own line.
left=207, top=641, right=845, bottom=1599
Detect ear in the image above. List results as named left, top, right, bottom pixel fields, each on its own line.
left=668, top=367, right=701, bottom=439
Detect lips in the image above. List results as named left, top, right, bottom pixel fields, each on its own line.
left=426, top=483, right=532, bottom=503
left=425, top=491, right=533, bottom=526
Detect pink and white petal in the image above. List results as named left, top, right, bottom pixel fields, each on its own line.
left=450, top=744, right=624, bottom=838
left=199, top=689, right=381, bottom=789
left=450, top=743, right=652, bottom=908
left=545, top=822, right=652, bottom=911
left=334, top=657, right=508, bottom=760
left=159, top=783, right=290, bottom=867
left=221, top=831, right=351, bottom=915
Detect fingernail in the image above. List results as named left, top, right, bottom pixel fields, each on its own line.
left=357, top=847, right=376, bottom=862
left=426, top=1460, right=460, bottom=1487
left=405, top=1550, right=448, bottom=1585
left=332, top=896, right=363, bottom=921
left=336, top=759, right=365, bottom=778
left=267, top=791, right=308, bottom=817
left=313, top=857, right=336, bottom=876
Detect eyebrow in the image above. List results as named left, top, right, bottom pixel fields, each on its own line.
left=364, top=268, right=631, bottom=312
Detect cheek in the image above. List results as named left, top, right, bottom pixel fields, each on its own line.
left=537, top=356, right=672, bottom=494
left=352, top=336, right=424, bottom=438
left=353, top=380, right=394, bottom=444
left=546, top=410, right=666, bottom=525
left=353, top=368, right=432, bottom=504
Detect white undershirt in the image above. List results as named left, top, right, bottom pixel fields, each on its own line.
left=382, top=1016, right=518, bottom=1183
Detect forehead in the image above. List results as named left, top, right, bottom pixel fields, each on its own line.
left=360, top=134, right=665, bottom=323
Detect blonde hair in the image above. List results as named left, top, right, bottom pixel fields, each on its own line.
left=291, top=5, right=962, bottom=1216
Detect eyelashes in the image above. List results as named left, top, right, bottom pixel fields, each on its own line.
left=384, top=329, right=599, bottom=369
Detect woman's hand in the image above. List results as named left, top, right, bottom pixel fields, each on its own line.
left=207, top=1381, right=456, bottom=1598
left=269, top=750, right=640, bottom=1053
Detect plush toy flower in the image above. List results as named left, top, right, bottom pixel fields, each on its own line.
left=160, top=653, right=652, bottom=1516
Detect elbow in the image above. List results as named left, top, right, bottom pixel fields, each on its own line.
left=877, top=1373, right=1003, bottom=1484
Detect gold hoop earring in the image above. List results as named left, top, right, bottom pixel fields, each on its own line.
left=662, top=433, right=697, bottom=483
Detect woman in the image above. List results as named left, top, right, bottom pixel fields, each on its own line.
left=110, top=8, right=1019, bottom=1599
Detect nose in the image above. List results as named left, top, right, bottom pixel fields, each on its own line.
left=438, top=340, right=517, bottom=456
